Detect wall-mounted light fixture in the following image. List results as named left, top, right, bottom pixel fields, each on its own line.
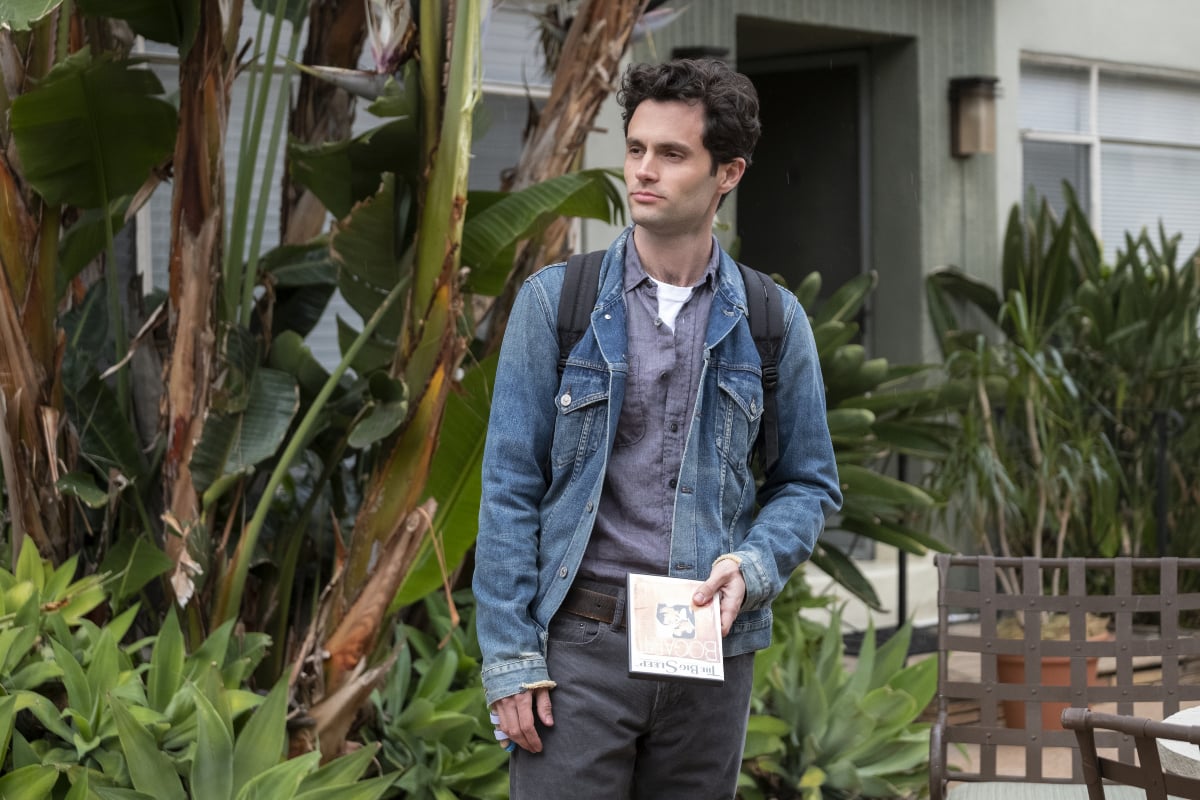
left=949, top=76, right=1000, bottom=158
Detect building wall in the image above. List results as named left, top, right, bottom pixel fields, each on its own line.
left=994, top=0, right=1200, bottom=240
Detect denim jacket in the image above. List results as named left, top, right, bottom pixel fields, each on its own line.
left=473, top=227, right=842, bottom=706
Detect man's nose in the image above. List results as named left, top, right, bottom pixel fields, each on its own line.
left=636, top=158, right=657, bottom=182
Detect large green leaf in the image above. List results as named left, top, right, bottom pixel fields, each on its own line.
left=232, top=678, right=289, bottom=792
left=329, top=173, right=410, bottom=345
left=261, top=241, right=339, bottom=340
left=810, top=545, right=881, bottom=610
left=811, top=271, right=876, bottom=326
left=10, top=50, right=177, bottom=209
left=393, top=355, right=497, bottom=607
left=98, top=534, right=174, bottom=602
left=290, top=115, right=421, bottom=220
left=190, top=685, right=234, bottom=800
left=460, top=169, right=625, bottom=296
left=0, top=0, right=59, bottom=30
left=293, top=776, right=394, bottom=800
left=68, top=374, right=148, bottom=481
left=149, top=609, right=185, bottom=713
left=235, top=752, right=320, bottom=800
left=110, top=695, right=187, bottom=800
left=0, top=764, right=59, bottom=799
left=189, top=368, right=300, bottom=493
left=0, top=695, right=14, bottom=767
left=295, top=743, right=380, bottom=792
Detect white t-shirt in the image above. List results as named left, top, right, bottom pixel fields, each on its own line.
left=651, top=278, right=694, bottom=331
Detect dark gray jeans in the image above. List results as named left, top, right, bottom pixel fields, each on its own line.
left=509, top=604, right=755, bottom=799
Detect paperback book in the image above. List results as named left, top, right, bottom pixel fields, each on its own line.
left=626, top=573, right=724, bottom=684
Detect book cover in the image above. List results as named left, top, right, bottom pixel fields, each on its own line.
left=626, top=573, right=724, bottom=684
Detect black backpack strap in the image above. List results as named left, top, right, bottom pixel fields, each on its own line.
left=557, top=250, right=605, bottom=376
left=738, top=263, right=784, bottom=471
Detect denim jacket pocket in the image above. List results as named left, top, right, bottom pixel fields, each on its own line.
left=551, top=364, right=609, bottom=472
left=715, top=365, right=764, bottom=467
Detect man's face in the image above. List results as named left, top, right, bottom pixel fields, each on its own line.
left=624, top=99, right=744, bottom=238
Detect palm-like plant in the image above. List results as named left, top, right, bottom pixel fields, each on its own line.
left=925, top=186, right=1200, bottom=595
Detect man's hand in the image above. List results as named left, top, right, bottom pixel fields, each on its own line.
left=492, top=687, right=554, bottom=753
left=693, top=558, right=747, bottom=636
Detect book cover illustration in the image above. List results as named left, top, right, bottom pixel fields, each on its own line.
left=626, top=573, right=724, bottom=684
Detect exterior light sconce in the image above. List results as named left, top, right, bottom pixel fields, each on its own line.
left=949, top=76, right=1000, bottom=158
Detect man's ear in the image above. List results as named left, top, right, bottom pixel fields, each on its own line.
left=718, top=157, right=747, bottom=194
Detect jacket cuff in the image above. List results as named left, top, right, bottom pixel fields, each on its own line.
left=481, top=655, right=552, bottom=707
left=737, top=549, right=773, bottom=611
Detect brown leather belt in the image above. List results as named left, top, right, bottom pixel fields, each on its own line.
left=561, top=584, right=619, bottom=624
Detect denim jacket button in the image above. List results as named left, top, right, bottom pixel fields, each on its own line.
left=560, top=393, right=572, bottom=406
left=559, top=567, right=568, bottom=578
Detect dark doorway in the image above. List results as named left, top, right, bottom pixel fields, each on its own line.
left=737, top=55, right=867, bottom=306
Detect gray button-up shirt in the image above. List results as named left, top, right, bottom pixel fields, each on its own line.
left=578, top=236, right=719, bottom=584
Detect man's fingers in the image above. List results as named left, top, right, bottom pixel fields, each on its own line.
left=493, top=691, right=547, bottom=753
left=535, top=687, right=554, bottom=726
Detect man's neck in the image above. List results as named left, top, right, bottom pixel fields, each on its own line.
left=631, top=227, right=713, bottom=286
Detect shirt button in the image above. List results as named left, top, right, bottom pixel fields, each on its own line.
left=670, top=422, right=679, bottom=432
left=669, top=478, right=677, bottom=489
left=658, top=372, right=668, bottom=382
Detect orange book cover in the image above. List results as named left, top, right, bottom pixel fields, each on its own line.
left=626, top=573, right=724, bottom=684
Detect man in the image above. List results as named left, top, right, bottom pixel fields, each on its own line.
left=473, top=58, right=841, bottom=799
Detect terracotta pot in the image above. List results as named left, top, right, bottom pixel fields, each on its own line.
left=996, top=652, right=1101, bottom=730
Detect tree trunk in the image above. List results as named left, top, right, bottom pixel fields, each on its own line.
left=282, top=0, right=368, bottom=246
left=161, top=0, right=234, bottom=605
left=484, top=0, right=647, bottom=353
left=0, top=16, right=69, bottom=564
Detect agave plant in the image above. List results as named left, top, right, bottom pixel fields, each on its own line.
left=739, top=597, right=936, bottom=800
left=0, top=546, right=391, bottom=798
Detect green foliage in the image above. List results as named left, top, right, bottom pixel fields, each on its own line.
left=796, top=270, right=954, bottom=609
left=0, top=551, right=389, bottom=799
left=925, top=187, right=1200, bottom=576
left=739, top=598, right=935, bottom=799
left=9, top=49, right=177, bottom=210
left=363, top=593, right=510, bottom=800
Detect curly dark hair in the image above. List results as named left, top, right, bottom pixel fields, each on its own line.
left=618, top=58, right=761, bottom=174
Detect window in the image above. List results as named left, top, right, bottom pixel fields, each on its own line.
left=135, top=6, right=549, bottom=368
left=1021, top=59, right=1200, bottom=261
